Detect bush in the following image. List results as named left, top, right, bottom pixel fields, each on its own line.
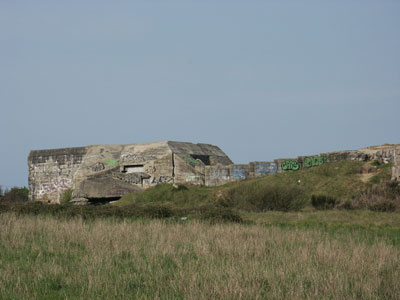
left=2, top=187, right=29, bottom=203
left=369, top=201, right=396, bottom=212
left=372, top=160, right=381, bottom=166
left=340, top=200, right=354, bottom=210
left=311, top=195, right=338, bottom=210
left=353, top=181, right=400, bottom=212
left=190, top=206, right=243, bottom=223
left=223, top=184, right=306, bottom=212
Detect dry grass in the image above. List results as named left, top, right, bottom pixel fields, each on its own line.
left=1, top=213, right=399, bottom=299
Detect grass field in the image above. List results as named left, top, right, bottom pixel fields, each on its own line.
left=1, top=211, right=400, bottom=300
left=1, top=160, right=399, bottom=299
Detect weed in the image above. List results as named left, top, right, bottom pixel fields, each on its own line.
left=60, top=188, right=73, bottom=204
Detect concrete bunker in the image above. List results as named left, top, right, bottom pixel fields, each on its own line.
left=28, top=141, right=233, bottom=204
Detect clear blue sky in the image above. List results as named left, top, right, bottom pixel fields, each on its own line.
left=1, top=1, right=399, bottom=188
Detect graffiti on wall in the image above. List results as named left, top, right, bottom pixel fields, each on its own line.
left=185, top=175, right=201, bottom=182
left=281, top=160, right=301, bottom=171
left=105, top=159, right=118, bottom=167
left=120, top=153, right=156, bottom=163
left=304, top=156, right=327, bottom=168
left=255, top=162, right=278, bottom=175
left=37, top=177, right=72, bottom=197
left=154, top=176, right=173, bottom=184
left=208, top=168, right=230, bottom=181
left=232, top=166, right=246, bottom=179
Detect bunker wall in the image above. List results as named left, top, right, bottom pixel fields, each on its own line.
left=392, top=149, right=400, bottom=181
left=28, top=147, right=87, bottom=203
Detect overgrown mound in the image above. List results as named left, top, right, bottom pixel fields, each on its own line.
left=117, top=160, right=395, bottom=213
left=119, top=182, right=307, bottom=212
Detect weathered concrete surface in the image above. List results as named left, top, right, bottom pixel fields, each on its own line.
left=204, top=161, right=279, bottom=186
left=28, top=141, right=233, bottom=203
left=28, top=147, right=87, bottom=203
left=74, top=176, right=144, bottom=199
left=205, top=165, right=231, bottom=186
left=275, top=145, right=400, bottom=173
left=392, top=148, right=400, bottom=181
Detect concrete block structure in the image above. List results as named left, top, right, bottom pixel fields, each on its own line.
left=28, top=141, right=233, bottom=204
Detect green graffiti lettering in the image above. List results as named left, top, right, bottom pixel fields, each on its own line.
left=281, top=160, right=300, bottom=171
left=105, top=159, right=118, bottom=166
left=304, top=156, right=327, bottom=168
left=304, top=157, right=312, bottom=168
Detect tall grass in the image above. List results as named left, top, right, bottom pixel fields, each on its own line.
left=0, top=201, right=243, bottom=223
left=0, top=213, right=399, bottom=299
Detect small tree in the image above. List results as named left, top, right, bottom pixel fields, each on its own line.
left=3, top=187, right=29, bottom=203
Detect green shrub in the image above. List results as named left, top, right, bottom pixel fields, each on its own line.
left=372, top=160, right=381, bottom=166
left=60, top=188, right=73, bottom=204
left=2, top=187, right=29, bottom=203
left=175, top=184, right=188, bottom=191
left=190, top=206, right=243, bottom=223
left=311, top=195, right=338, bottom=210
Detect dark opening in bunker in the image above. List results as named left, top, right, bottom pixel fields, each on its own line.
left=122, top=164, right=144, bottom=173
left=87, top=197, right=121, bottom=205
left=190, top=155, right=210, bottom=165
